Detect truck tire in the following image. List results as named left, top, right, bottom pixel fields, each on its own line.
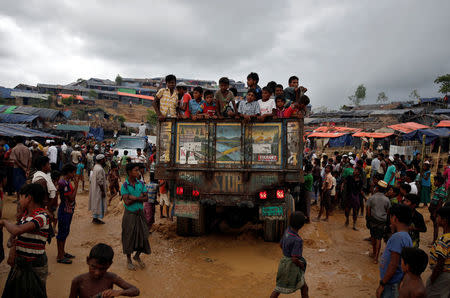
left=176, top=217, right=191, bottom=236
left=263, top=219, right=285, bottom=242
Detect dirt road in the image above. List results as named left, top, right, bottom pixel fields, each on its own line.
left=0, top=191, right=434, bottom=297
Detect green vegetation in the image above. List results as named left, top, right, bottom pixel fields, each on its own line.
left=62, top=96, right=74, bottom=106
left=434, top=74, right=450, bottom=94
left=377, top=92, right=388, bottom=103
left=115, top=74, right=123, bottom=86
left=88, top=90, right=98, bottom=99
left=409, top=89, right=420, bottom=100
left=348, top=84, right=366, bottom=106
left=146, top=109, right=158, bottom=126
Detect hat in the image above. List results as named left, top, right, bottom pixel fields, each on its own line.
left=424, top=161, right=430, bottom=165
left=389, top=156, right=395, bottom=162
left=342, top=154, right=348, bottom=158
left=349, top=156, right=354, bottom=160
left=74, top=144, right=80, bottom=148
left=96, top=154, right=105, bottom=161
left=350, top=160, right=356, bottom=165
left=45, top=140, right=51, bottom=144
left=348, top=152, right=353, bottom=156
left=378, top=180, right=388, bottom=188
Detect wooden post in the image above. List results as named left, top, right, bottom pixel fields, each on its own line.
left=435, top=145, right=441, bottom=174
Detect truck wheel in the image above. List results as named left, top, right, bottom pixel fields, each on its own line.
left=176, top=217, right=191, bottom=236
left=263, top=219, right=285, bottom=242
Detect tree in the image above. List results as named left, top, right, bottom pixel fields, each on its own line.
left=434, top=74, right=450, bottom=94
left=348, top=84, right=366, bottom=106
left=409, top=89, right=420, bottom=100
left=115, top=74, right=123, bottom=86
left=377, top=92, right=388, bottom=103
left=88, top=90, right=98, bottom=99
left=146, top=109, right=158, bottom=126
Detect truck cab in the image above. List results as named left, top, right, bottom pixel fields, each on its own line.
left=155, top=118, right=304, bottom=241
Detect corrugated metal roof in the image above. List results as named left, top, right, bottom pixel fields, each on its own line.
left=433, top=109, right=450, bottom=114
left=0, top=87, right=14, bottom=99
left=369, top=108, right=423, bottom=116
left=10, top=91, right=49, bottom=100
left=56, top=124, right=90, bottom=132
left=4, top=106, right=17, bottom=114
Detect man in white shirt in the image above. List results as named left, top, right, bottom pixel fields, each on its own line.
left=371, top=154, right=381, bottom=180
left=406, top=171, right=418, bottom=195
left=138, top=123, right=147, bottom=137
left=47, top=143, right=58, bottom=171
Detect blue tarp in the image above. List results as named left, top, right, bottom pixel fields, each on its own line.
left=0, top=113, right=38, bottom=123
left=0, top=124, right=58, bottom=138
left=329, top=134, right=354, bottom=147
left=63, top=110, right=72, bottom=118
left=88, top=127, right=104, bottom=141
left=420, top=97, right=440, bottom=103
left=0, top=87, right=13, bottom=99
left=402, top=128, right=450, bottom=145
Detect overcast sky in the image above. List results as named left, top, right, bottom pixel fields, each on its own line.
left=0, top=0, right=449, bottom=108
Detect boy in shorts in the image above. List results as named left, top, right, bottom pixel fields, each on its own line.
left=159, top=180, right=171, bottom=220
left=69, top=243, right=139, bottom=298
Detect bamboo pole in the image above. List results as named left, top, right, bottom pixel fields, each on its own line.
left=435, top=144, right=441, bottom=174
left=420, top=134, right=426, bottom=177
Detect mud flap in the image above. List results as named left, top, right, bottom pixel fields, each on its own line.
left=263, top=219, right=285, bottom=242
left=176, top=204, right=205, bottom=236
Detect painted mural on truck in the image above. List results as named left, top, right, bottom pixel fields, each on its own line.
left=249, top=123, right=282, bottom=166
left=216, top=123, right=241, bottom=164
left=176, top=123, right=208, bottom=165
left=159, top=122, right=172, bottom=163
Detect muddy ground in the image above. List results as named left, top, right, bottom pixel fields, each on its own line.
left=0, top=189, right=434, bottom=297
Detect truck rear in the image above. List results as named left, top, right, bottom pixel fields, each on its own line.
left=155, top=118, right=303, bottom=241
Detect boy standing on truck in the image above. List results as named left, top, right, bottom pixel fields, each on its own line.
left=154, top=74, right=178, bottom=119
left=247, top=72, right=262, bottom=100
left=189, top=87, right=206, bottom=119
left=270, top=211, right=309, bottom=298
left=237, top=89, right=260, bottom=121
left=215, top=77, right=236, bottom=117
left=258, top=87, right=276, bottom=119
left=201, top=90, right=219, bottom=119
left=273, top=96, right=300, bottom=118
left=177, top=85, right=191, bottom=118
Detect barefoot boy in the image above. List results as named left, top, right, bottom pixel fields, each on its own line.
left=69, top=243, right=139, bottom=298
left=271, top=211, right=309, bottom=298
left=399, top=247, right=428, bottom=298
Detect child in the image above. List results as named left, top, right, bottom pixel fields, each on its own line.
left=76, top=157, right=85, bottom=191
left=247, top=72, right=262, bottom=100
left=275, top=84, right=284, bottom=98
left=158, top=180, right=171, bottom=220
left=108, top=162, right=120, bottom=203
left=201, top=90, right=218, bottom=119
left=398, top=247, right=428, bottom=298
left=420, top=162, right=431, bottom=206
left=270, top=211, right=308, bottom=298
left=144, top=181, right=158, bottom=231
left=69, top=243, right=140, bottom=298
left=177, top=85, right=191, bottom=118
left=121, top=163, right=151, bottom=270
left=120, top=151, right=129, bottom=176
left=272, top=96, right=300, bottom=118
left=403, top=194, right=427, bottom=249
left=429, top=175, right=447, bottom=243
left=189, top=86, right=205, bottom=119
left=215, top=77, right=236, bottom=117
left=0, top=184, right=50, bottom=298
left=258, top=86, right=276, bottom=119
left=426, top=206, right=450, bottom=298
left=237, top=88, right=260, bottom=121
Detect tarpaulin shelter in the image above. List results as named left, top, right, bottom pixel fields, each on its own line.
left=313, top=126, right=361, bottom=133
left=59, top=93, right=84, bottom=101
left=117, top=91, right=154, bottom=101
left=436, top=120, right=450, bottom=128
left=387, top=122, right=429, bottom=134
left=0, top=113, right=38, bottom=124
left=56, top=124, right=90, bottom=132
left=402, top=128, right=450, bottom=145
left=0, top=124, right=58, bottom=138
left=352, top=132, right=394, bottom=138
left=307, top=132, right=354, bottom=148
left=88, top=127, right=104, bottom=141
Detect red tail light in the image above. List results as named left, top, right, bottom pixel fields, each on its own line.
left=259, top=191, right=267, bottom=199
left=192, top=190, right=200, bottom=197
left=276, top=190, right=285, bottom=199
left=176, top=187, right=184, bottom=195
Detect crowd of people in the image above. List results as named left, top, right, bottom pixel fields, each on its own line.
left=289, top=150, right=450, bottom=298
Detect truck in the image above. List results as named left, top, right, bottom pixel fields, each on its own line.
left=114, top=135, right=148, bottom=158
left=155, top=118, right=304, bottom=241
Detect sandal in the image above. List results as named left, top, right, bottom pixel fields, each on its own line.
left=57, top=257, right=72, bottom=264
left=64, top=253, right=75, bottom=259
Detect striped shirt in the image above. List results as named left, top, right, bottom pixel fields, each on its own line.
left=431, top=186, right=447, bottom=205
left=16, top=209, right=50, bottom=261
left=429, top=233, right=450, bottom=272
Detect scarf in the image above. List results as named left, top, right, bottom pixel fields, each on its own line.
left=32, top=171, right=57, bottom=199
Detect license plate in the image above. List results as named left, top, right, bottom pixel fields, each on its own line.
left=260, top=206, right=284, bottom=219
left=174, top=200, right=200, bottom=219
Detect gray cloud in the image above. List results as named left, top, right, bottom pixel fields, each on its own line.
left=0, top=0, right=449, bottom=108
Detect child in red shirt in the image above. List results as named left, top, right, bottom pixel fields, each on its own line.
left=201, top=90, right=219, bottom=119
left=273, top=96, right=300, bottom=118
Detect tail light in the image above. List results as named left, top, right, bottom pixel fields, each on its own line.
left=259, top=191, right=267, bottom=199
left=192, top=190, right=200, bottom=197
left=276, top=190, right=285, bottom=199
left=176, top=187, right=184, bottom=195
